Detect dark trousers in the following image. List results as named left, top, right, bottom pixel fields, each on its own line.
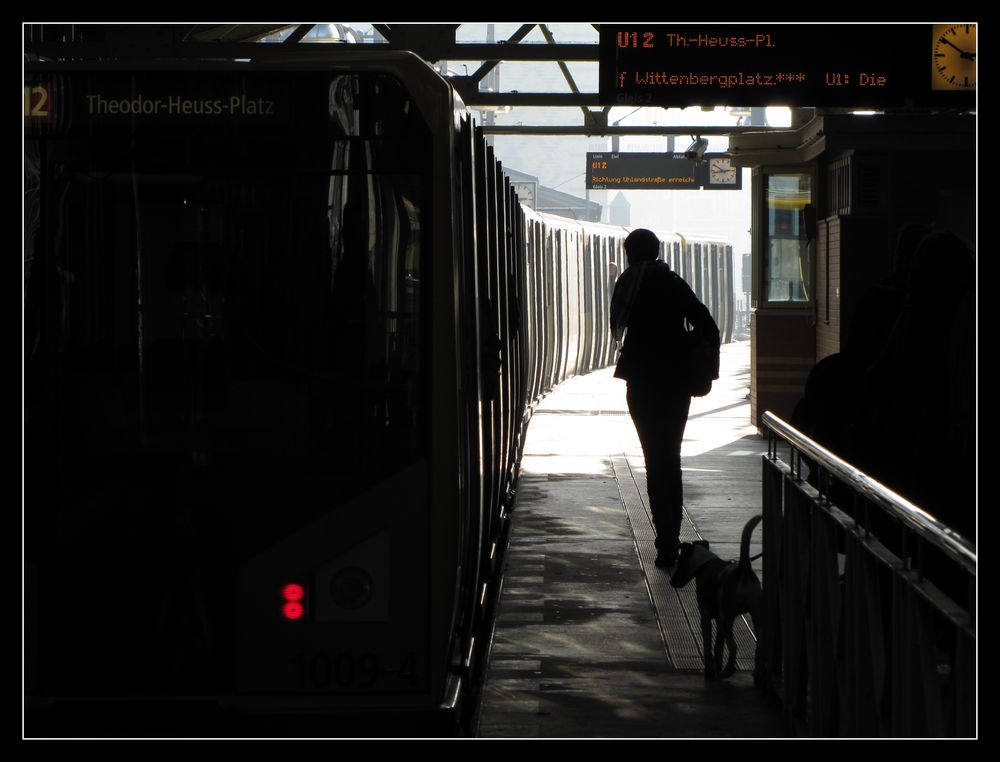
left=626, top=382, right=691, bottom=549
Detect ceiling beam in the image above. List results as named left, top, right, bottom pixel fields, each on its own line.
left=454, top=88, right=605, bottom=109
left=282, top=24, right=315, bottom=44
left=25, top=40, right=600, bottom=63
left=466, top=23, right=537, bottom=84
left=483, top=125, right=777, bottom=137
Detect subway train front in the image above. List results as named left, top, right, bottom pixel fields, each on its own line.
left=23, top=50, right=734, bottom=735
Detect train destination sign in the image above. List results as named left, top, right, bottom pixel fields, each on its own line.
left=598, top=23, right=976, bottom=109
left=24, top=72, right=296, bottom=136
left=587, top=152, right=743, bottom=191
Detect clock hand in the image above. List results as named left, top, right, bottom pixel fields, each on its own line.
left=941, top=37, right=975, bottom=59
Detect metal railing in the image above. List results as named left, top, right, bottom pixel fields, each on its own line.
left=760, top=412, right=976, bottom=737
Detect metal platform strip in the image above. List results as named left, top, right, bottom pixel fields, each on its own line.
left=612, top=455, right=757, bottom=673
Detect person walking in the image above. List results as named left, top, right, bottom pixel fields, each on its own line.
left=610, top=229, right=721, bottom=568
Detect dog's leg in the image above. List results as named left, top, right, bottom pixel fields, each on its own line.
left=701, top=613, right=716, bottom=678
left=719, top=616, right=737, bottom=678
left=713, top=590, right=729, bottom=677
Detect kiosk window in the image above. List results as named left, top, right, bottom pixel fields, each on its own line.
left=765, top=173, right=812, bottom=303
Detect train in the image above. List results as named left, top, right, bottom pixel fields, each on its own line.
left=23, top=49, right=733, bottom=735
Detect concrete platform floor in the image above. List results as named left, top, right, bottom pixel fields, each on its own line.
left=475, top=341, right=786, bottom=738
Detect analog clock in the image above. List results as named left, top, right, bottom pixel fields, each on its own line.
left=709, top=157, right=737, bottom=185
left=932, top=23, right=976, bottom=90
left=513, top=181, right=537, bottom=209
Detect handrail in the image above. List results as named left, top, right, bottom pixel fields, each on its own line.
left=762, top=411, right=976, bottom=575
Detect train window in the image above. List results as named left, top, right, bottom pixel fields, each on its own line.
left=25, top=69, right=433, bottom=553
left=765, top=173, right=813, bottom=303
left=24, top=68, right=441, bottom=701
left=693, top=242, right=703, bottom=297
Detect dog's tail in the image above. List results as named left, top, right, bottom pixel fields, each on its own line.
left=739, top=515, right=763, bottom=573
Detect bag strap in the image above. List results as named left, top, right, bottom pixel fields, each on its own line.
left=613, top=260, right=652, bottom=346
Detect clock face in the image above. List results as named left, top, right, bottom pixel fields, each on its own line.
left=709, top=157, right=737, bottom=185
left=513, top=182, right=536, bottom=208
left=932, top=23, right=976, bottom=90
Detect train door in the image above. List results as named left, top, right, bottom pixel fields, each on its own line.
left=720, top=243, right=735, bottom=343
left=605, top=236, right=619, bottom=366
left=496, top=171, right=516, bottom=526
left=522, top=219, right=536, bottom=403
left=563, top=231, right=580, bottom=379
left=561, top=228, right=571, bottom=380
left=454, top=116, right=486, bottom=686
left=711, top=243, right=722, bottom=331
left=521, top=218, right=536, bottom=404
left=584, top=234, right=597, bottom=373
left=488, top=150, right=509, bottom=542
left=550, top=230, right=564, bottom=389
left=692, top=242, right=705, bottom=302
left=509, top=194, right=527, bottom=440
left=582, top=234, right=596, bottom=372
left=541, top=228, right=555, bottom=394
left=473, top=128, right=500, bottom=577
left=531, top=220, right=545, bottom=401
left=593, top=236, right=605, bottom=368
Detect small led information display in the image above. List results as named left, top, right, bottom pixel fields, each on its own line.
left=598, top=23, right=976, bottom=109
left=587, top=152, right=743, bottom=191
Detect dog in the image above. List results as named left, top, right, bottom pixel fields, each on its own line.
left=669, top=515, right=763, bottom=680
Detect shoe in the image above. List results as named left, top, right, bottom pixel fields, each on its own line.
left=654, top=543, right=678, bottom=569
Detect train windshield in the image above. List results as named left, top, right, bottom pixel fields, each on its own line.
left=24, top=69, right=432, bottom=693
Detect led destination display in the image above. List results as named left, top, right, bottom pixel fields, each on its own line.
left=24, top=71, right=297, bottom=134
left=599, top=23, right=976, bottom=108
left=587, top=152, right=743, bottom=191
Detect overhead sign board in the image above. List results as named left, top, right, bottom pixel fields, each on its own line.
left=587, top=152, right=743, bottom=191
left=598, top=23, right=976, bottom=109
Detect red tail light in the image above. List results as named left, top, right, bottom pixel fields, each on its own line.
left=282, top=583, right=305, bottom=620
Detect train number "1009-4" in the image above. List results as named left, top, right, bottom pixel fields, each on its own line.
left=291, top=651, right=421, bottom=691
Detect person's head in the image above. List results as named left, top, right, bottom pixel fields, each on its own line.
left=624, top=228, right=660, bottom=266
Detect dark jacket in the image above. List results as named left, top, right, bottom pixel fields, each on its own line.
left=610, top=260, right=720, bottom=388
